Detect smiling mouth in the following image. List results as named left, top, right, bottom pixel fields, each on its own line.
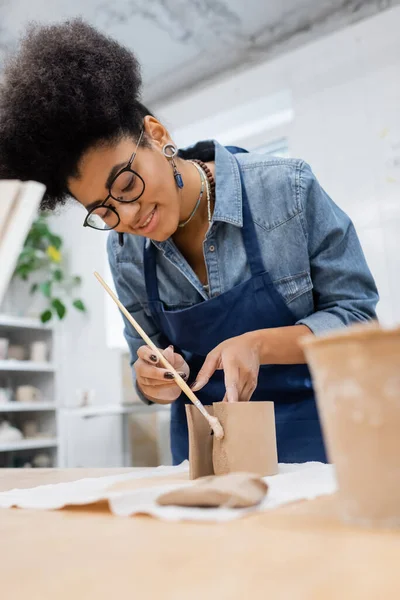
left=139, top=208, right=155, bottom=228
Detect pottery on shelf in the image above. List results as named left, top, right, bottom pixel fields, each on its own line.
left=7, top=345, right=25, bottom=361
left=30, top=341, right=49, bottom=363
left=22, top=420, right=39, bottom=438
left=0, top=421, right=24, bottom=443
left=15, top=385, right=42, bottom=403
left=32, top=453, right=52, bottom=468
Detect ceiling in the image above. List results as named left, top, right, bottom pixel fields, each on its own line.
left=0, top=0, right=398, bottom=105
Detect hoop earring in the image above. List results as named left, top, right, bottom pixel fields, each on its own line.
left=162, top=143, right=184, bottom=189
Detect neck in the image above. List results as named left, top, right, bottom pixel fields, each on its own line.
left=173, top=159, right=212, bottom=243
left=172, top=159, right=215, bottom=284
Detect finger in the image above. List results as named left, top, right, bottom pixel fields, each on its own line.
left=137, top=345, right=160, bottom=365
left=139, top=383, right=180, bottom=404
left=191, top=352, right=220, bottom=392
left=136, top=361, right=188, bottom=382
left=161, top=345, right=175, bottom=367
left=139, top=376, right=185, bottom=388
left=240, top=372, right=258, bottom=402
left=172, top=351, right=186, bottom=370
left=162, top=345, right=187, bottom=372
left=238, top=383, right=251, bottom=402
left=223, top=361, right=240, bottom=403
left=225, top=382, right=239, bottom=403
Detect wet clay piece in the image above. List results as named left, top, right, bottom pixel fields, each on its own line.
left=185, top=404, right=215, bottom=479
left=302, top=324, right=400, bottom=528
left=157, top=472, right=268, bottom=508
left=213, top=402, right=278, bottom=477
left=186, top=402, right=278, bottom=479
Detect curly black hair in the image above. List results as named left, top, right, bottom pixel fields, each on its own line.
left=0, top=19, right=149, bottom=210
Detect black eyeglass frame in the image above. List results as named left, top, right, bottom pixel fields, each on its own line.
left=83, top=128, right=145, bottom=231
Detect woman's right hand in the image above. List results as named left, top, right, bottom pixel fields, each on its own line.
left=134, top=345, right=190, bottom=404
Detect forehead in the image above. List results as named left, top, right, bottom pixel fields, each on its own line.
left=79, top=138, right=134, bottom=175
left=69, top=138, right=135, bottom=206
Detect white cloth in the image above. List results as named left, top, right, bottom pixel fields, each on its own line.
left=0, top=462, right=337, bottom=522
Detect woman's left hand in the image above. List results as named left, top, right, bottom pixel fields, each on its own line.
left=191, top=332, right=261, bottom=403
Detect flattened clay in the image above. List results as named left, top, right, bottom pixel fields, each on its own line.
left=185, top=404, right=215, bottom=479
left=212, top=402, right=278, bottom=477
left=157, top=472, right=268, bottom=508
left=302, top=323, right=400, bottom=527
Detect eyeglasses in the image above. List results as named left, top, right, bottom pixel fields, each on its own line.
left=83, top=129, right=145, bottom=231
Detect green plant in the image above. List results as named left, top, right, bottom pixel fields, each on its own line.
left=13, top=213, right=87, bottom=323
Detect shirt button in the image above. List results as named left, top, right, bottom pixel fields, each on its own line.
left=209, top=245, right=215, bottom=252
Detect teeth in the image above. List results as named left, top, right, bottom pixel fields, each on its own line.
left=141, top=209, right=154, bottom=228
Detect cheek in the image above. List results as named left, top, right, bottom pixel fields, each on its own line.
left=144, top=159, right=179, bottom=210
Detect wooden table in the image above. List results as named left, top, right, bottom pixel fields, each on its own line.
left=1, top=469, right=399, bottom=599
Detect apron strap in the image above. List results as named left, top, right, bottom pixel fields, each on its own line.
left=143, top=239, right=161, bottom=302
left=143, top=153, right=269, bottom=304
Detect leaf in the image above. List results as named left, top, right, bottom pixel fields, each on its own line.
left=49, top=234, right=62, bottom=250
left=30, top=283, right=39, bottom=295
left=52, top=298, right=66, bottom=319
left=73, top=299, right=86, bottom=312
left=53, top=269, right=63, bottom=282
left=14, top=251, right=46, bottom=278
left=72, top=276, right=82, bottom=286
left=40, top=310, right=52, bottom=323
left=18, top=248, right=36, bottom=262
left=39, top=281, right=52, bottom=298
left=24, top=215, right=49, bottom=244
left=32, top=221, right=49, bottom=237
left=14, top=264, right=32, bottom=280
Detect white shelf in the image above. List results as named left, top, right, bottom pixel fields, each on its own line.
left=65, top=403, right=170, bottom=418
left=0, top=360, right=55, bottom=372
left=0, top=438, right=59, bottom=452
left=0, top=402, right=57, bottom=412
left=0, top=313, right=60, bottom=465
left=0, top=314, right=50, bottom=331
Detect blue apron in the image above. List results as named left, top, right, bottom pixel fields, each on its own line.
left=143, top=155, right=327, bottom=465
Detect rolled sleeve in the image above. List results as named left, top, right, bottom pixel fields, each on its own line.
left=297, top=308, right=350, bottom=335
left=296, top=163, right=379, bottom=335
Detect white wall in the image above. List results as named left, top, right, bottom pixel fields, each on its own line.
left=50, top=205, right=125, bottom=466
left=49, top=205, right=122, bottom=408
left=156, top=5, right=400, bottom=326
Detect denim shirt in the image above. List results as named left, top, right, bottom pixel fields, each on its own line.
left=108, top=141, right=378, bottom=397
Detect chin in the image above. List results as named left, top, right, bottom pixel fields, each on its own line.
left=148, top=230, right=171, bottom=242
left=149, top=219, right=179, bottom=242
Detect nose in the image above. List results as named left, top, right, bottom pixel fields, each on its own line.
left=117, top=201, right=140, bottom=228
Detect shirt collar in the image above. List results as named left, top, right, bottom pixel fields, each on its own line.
left=178, top=139, right=243, bottom=227
left=212, top=141, right=243, bottom=227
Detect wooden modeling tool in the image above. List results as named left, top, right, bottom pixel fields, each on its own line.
left=94, top=272, right=224, bottom=440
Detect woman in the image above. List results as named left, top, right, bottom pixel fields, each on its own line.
left=0, top=20, right=378, bottom=464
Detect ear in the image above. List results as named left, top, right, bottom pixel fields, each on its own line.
left=144, top=116, right=172, bottom=150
